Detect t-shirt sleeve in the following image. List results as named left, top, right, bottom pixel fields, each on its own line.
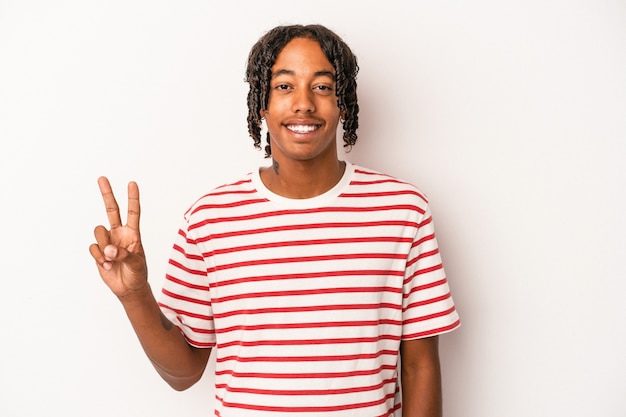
left=402, top=204, right=460, bottom=339
left=158, top=216, right=216, bottom=348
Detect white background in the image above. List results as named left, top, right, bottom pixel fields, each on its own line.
left=1, top=1, right=624, bottom=416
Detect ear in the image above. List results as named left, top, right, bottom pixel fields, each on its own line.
left=260, top=109, right=266, bottom=120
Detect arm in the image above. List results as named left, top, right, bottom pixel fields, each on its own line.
left=116, top=282, right=211, bottom=390
left=89, top=177, right=211, bottom=390
left=400, top=336, right=442, bottom=417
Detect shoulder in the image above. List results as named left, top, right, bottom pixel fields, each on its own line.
left=348, top=164, right=430, bottom=207
left=183, top=171, right=260, bottom=219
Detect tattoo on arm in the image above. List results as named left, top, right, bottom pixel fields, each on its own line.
left=160, top=312, right=174, bottom=331
left=273, top=159, right=279, bottom=175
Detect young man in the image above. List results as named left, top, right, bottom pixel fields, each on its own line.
left=90, top=24, right=460, bottom=417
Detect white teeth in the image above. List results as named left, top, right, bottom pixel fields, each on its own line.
left=287, top=125, right=318, bottom=133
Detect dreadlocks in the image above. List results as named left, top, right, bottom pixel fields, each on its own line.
left=245, top=24, right=359, bottom=157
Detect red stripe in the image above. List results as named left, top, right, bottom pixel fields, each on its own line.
left=215, top=364, right=397, bottom=379
left=216, top=349, right=398, bottom=363
left=189, top=206, right=424, bottom=230
left=214, top=319, right=402, bottom=334
left=340, top=189, right=426, bottom=200
left=163, top=274, right=208, bottom=291
left=184, top=337, right=214, bottom=348
left=161, top=288, right=210, bottom=306
left=417, top=215, right=433, bottom=228
left=205, top=188, right=256, bottom=196
left=194, top=220, right=419, bottom=242
left=414, top=248, right=440, bottom=262
left=405, top=248, right=440, bottom=270
left=403, top=277, right=448, bottom=292
left=211, top=286, right=402, bottom=304
left=216, top=377, right=397, bottom=396
left=156, top=302, right=212, bottom=322
left=172, top=243, right=203, bottom=261
left=191, top=197, right=267, bottom=215
left=206, top=236, right=412, bottom=256
left=386, top=402, right=403, bottom=417
left=350, top=179, right=405, bottom=185
left=403, top=291, right=452, bottom=308
left=213, top=302, right=402, bottom=319
left=353, top=167, right=401, bottom=178
left=402, top=319, right=461, bottom=339
left=167, top=259, right=206, bottom=277
left=404, top=264, right=445, bottom=287
left=349, top=176, right=404, bottom=185
left=413, top=232, right=435, bottom=248
left=216, top=391, right=396, bottom=413
left=409, top=263, right=444, bottom=279
left=403, top=306, right=457, bottom=325
left=212, top=269, right=404, bottom=289
left=217, top=334, right=401, bottom=349
left=209, top=252, right=407, bottom=273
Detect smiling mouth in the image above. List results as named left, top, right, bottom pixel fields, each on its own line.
left=286, top=124, right=320, bottom=134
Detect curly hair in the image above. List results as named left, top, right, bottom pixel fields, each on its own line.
left=245, top=24, right=359, bottom=157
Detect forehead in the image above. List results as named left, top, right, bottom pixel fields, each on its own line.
left=272, top=37, right=334, bottom=76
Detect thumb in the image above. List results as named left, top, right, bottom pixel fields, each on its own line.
left=104, top=244, right=138, bottom=265
left=103, top=244, right=123, bottom=261
left=104, top=244, right=146, bottom=275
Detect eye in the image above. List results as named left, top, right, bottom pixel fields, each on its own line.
left=314, top=84, right=334, bottom=95
left=274, top=84, right=291, bottom=91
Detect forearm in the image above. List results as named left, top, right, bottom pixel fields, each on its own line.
left=118, top=284, right=210, bottom=390
left=400, top=337, right=443, bottom=417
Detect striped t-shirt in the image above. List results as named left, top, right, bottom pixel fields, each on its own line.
left=159, top=162, right=460, bottom=416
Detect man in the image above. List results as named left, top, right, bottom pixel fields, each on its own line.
left=90, top=24, right=460, bottom=417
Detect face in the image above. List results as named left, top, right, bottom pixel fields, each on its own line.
left=263, top=37, right=341, bottom=165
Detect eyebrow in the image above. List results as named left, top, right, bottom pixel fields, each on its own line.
left=271, top=69, right=336, bottom=79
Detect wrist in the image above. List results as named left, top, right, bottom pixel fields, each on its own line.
left=117, top=282, right=153, bottom=306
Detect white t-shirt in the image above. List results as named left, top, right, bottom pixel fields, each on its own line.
left=159, top=162, right=460, bottom=416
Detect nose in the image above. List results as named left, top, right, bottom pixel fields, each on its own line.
left=291, top=87, right=315, bottom=114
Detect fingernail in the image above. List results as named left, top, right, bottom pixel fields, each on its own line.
left=104, top=245, right=117, bottom=259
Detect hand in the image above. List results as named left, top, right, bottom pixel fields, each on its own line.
left=89, top=176, right=148, bottom=298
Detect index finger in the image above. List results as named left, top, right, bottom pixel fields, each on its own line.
left=97, top=176, right=122, bottom=229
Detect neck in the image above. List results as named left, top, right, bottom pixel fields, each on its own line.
left=260, top=158, right=346, bottom=199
